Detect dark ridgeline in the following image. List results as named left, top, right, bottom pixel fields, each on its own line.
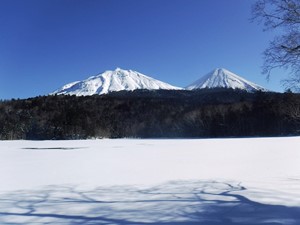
left=0, top=88, right=299, bottom=140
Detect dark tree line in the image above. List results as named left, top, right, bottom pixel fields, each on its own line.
left=0, top=89, right=299, bottom=140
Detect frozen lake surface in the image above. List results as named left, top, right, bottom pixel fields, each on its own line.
left=0, top=138, right=299, bottom=224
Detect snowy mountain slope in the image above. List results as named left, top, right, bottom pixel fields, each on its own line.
left=51, top=68, right=182, bottom=96
left=186, top=68, right=267, bottom=92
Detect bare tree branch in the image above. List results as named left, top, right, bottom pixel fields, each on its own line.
left=252, top=0, right=300, bottom=91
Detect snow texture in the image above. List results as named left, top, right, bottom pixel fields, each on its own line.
left=186, top=68, right=267, bottom=92
left=51, top=68, right=182, bottom=96
left=0, top=137, right=299, bottom=224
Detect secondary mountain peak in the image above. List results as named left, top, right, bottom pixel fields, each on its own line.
left=186, top=68, right=267, bottom=92
left=51, top=68, right=182, bottom=96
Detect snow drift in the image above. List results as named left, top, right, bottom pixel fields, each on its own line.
left=0, top=138, right=299, bottom=224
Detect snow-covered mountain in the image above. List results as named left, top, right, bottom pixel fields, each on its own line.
left=51, top=68, right=182, bottom=96
left=186, top=68, right=267, bottom=92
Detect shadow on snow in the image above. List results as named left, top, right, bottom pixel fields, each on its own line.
left=0, top=181, right=299, bottom=225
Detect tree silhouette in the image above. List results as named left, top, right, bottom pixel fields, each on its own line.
left=252, top=0, right=300, bottom=91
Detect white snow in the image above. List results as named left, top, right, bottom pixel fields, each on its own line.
left=186, top=68, right=268, bottom=92
left=51, top=68, right=182, bottom=96
left=0, top=137, right=299, bottom=224
left=51, top=68, right=268, bottom=96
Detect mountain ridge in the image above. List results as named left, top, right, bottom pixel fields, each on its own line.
left=51, top=67, right=268, bottom=96
left=186, top=68, right=267, bottom=92
left=51, top=68, right=182, bottom=96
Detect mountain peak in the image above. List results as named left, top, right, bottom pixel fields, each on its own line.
left=214, top=68, right=228, bottom=72
left=186, top=68, right=267, bottom=92
left=210, top=68, right=232, bottom=77
left=51, top=69, right=181, bottom=96
left=114, top=67, right=126, bottom=72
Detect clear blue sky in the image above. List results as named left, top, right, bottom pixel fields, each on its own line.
left=0, top=0, right=287, bottom=99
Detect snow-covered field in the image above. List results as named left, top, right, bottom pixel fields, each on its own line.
left=0, top=137, right=299, bottom=224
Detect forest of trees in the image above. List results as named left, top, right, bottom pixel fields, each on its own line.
left=0, top=88, right=300, bottom=140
